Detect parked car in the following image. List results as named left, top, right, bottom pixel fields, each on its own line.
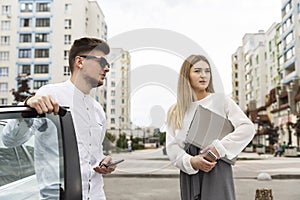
left=0, top=105, right=82, bottom=200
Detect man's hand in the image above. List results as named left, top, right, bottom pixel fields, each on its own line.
left=26, top=95, right=59, bottom=115
left=93, top=156, right=116, bottom=174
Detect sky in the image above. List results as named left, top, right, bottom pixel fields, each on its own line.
left=99, top=0, right=282, bottom=128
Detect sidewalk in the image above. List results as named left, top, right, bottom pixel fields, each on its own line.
left=108, top=148, right=300, bottom=179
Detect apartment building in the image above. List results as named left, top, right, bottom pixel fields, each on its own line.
left=232, top=31, right=267, bottom=111
left=0, top=0, right=107, bottom=105
left=104, top=48, right=131, bottom=136
left=231, top=0, right=300, bottom=150
left=281, top=0, right=300, bottom=85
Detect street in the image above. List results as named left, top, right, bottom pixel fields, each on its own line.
left=103, top=148, right=300, bottom=200
left=104, top=177, right=300, bottom=200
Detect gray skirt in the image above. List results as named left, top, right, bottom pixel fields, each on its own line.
left=180, top=144, right=236, bottom=200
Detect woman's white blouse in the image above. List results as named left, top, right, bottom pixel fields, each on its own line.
left=166, top=93, right=255, bottom=175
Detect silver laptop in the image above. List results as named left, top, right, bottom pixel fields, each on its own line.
left=186, top=104, right=235, bottom=164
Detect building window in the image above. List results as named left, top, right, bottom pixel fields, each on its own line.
left=64, top=19, right=71, bottom=29
left=111, top=108, right=115, bottom=114
left=111, top=99, right=115, bottom=105
left=111, top=81, right=115, bottom=87
left=19, top=49, right=31, bottom=58
left=36, top=18, right=50, bottom=27
left=111, top=71, right=115, bottom=78
left=63, top=66, right=71, bottom=76
left=2, top=5, right=11, bottom=15
left=111, top=90, right=115, bottom=96
left=20, top=3, right=33, bottom=12
left=285, top=47, right=294, bottom=61
left=111, top=118, right=115, bottom=124
left=1, top=20, right=10, bottom=30
left=35, top=49, right=49, bottom=58
left=35, top=33, right=50, bottom=43
left=0, top=82, right=8, bottom=92
left=19, top=65, right=31, bottom=75
left=36, top=3, right=50, bottom=12
left=256, top=55, right=259, bottom=64
left=0, top=36, right=10, bottom=45
left=285, top=31, right=293, bottom=45
left=65, top=4, right=72, bottom=14
left=0, top=98, right=7, bottom=105
left=20, top=18, right=32, bottom=27
left=64, top=35, right=71, bottom=44
left=34, top=65, right=49, bottom=74
left=0, top=67, right=8, bottom=76
left=0, top=51, right=9, bottom=61
left=64, top=50, right=69, bottom=60
left=33, top=80, right=48, bottom=89
left=19, top=34, right=32, bottom=43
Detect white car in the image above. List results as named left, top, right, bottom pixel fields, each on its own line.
left=0, top=106, right=82, bottom=200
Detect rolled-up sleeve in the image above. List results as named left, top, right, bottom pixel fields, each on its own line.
left=2, top=119, right=34, bottom=148
left=166, top=125, right=198, bottom=175
left=213, top=98, right=255, bottom=160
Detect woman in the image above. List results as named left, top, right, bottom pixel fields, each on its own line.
left=166, top=55, right=255, bottom=200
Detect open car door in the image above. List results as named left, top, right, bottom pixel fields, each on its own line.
left=0, top=106, right=82, bottom=200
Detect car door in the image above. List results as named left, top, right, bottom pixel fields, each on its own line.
left=0, top=106, right=82, bottom=200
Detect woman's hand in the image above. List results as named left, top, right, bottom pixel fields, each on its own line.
left=190, top=155, right=216, bottom=172
left=201, top=144, right=220, bottom=159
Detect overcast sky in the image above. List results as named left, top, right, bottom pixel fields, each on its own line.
left=99, top=0, right=282, bottom=128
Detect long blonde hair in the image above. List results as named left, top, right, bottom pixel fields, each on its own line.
left=166, top=55, right=215, bottom=130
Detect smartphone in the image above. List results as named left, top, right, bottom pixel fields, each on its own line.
left=102, top=159, right=125, bottom=167
left=203, top=150, right=217, bottom=162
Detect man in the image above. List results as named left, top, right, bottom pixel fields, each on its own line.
left=24, top=37, right=115, bottom=199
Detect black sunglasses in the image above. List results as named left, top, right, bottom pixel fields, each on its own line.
left=79, top=55, right=110, bottom=68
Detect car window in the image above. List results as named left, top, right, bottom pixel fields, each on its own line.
left=0, top=123, right=35, bottom=186
left=0, top=106, right=82, bottom=200
left=0, top=114, right=63, bottom=199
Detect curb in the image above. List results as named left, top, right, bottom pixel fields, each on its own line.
left=104, top=173, right=300, bottom=179
left=103, top=173, right=179, bottom=178
left=271, top=174, right=300, bottom=179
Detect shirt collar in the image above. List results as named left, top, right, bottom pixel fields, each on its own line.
left=66, top=79, right=89, bottom=99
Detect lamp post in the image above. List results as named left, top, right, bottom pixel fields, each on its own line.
left=143, top=128, right=145, bottom=144
left=119, top=116, right=122, bottom=136
left=255, top=116, right=260, bottom=144
left=287, top=108, right=292, bottom=145
left=130, top=122, right=133, bottom=139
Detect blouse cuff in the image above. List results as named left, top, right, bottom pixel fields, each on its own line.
left=182, top=154, right=198, bottom=175
left=212, top=140, right=226, bottom=158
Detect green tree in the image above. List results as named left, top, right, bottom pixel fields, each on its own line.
left=116, top=133, right=127, bottom=150
left=153, top=131, right=166, bottom=145
left=103, top=132, right=116, bottom=155
left=159, top=132, right=166, bottom=145
left=132, top=137, right=144, bottom=150
left=11, top=75, right=34, bottom=104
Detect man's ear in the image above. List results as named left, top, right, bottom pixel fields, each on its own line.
left=75, top=56, right=83, bottom=69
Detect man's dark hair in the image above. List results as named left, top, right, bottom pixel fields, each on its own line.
left=68, top=37, right=110, bottom=73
